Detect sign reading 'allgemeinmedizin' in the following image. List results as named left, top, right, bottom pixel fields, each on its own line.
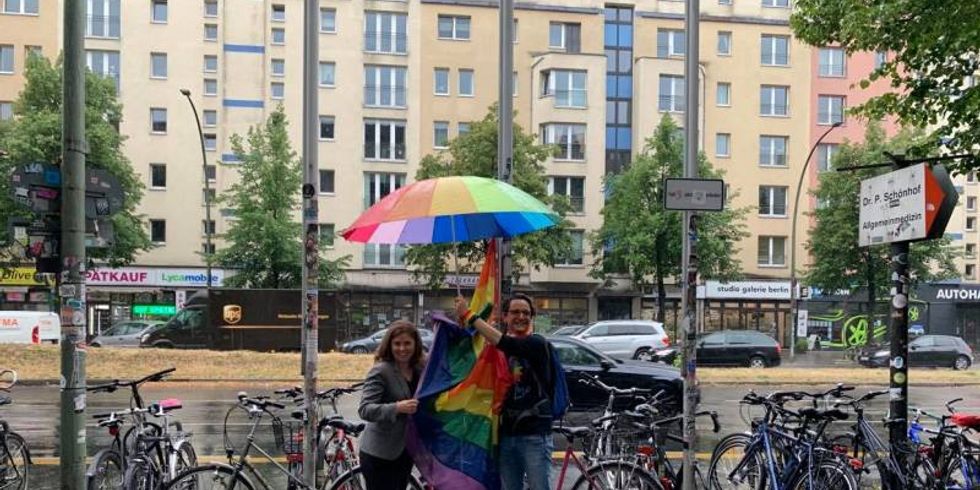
left=858, top=163, right=945, bottom=246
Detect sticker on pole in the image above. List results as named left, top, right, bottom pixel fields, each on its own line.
left=858, top=163, right=957, bottom=246
left=664, top=178, right=726, bottom=211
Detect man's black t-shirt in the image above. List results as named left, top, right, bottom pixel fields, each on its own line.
left=496, top=333, right=553, bottom=435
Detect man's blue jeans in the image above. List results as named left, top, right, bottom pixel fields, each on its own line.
left=499, top=433, right=553, bottom=490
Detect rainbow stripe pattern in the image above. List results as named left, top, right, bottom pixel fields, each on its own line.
left=341, top=176, right=559, bottom=244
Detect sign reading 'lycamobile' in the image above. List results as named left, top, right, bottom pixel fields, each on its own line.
left=858, top=163, right=956, bottom=247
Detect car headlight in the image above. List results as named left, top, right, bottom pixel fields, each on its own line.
left=141, top=333, right=150, bottom=344
left=873, top=351, right=889, bottom=357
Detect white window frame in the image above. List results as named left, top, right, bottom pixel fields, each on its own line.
left=203, top=133, right=217, bottom=151
left=205, top=164, right=216, bottom=183
left=203, top=109, right=217, bottom=127
left=966, top=243, right=977, bottom=257
left=433, top=121, right=449, bottom=149
left=967, top=196, right=977, bottom=212
left=318, top=115, right=335, bottom=140
left=657, top=29, right=685, bottom=58
left=319, top=169, right=335, bottom=195
left=150, top=52, right=167, bottom=79
left=716, top=133, right=731, bottom=158
left=549, top=22, right=580, bottom=51
left=818, top=95, right=845, bottom=125
left=86, top=0, right=120, bottom=38
left=319, top=61, right=335, bottom=87
left=458, top=122, right=471, bottom=135
left=203, top=54, right=218, bottom=73
left=717, top=31, right=732, bottom=56
left=3, top=0, right=39, bottom=14
left=557, top=230, right=585, bottom=266
left=203, top=78, right=217, bottom=96
left=968, top=217, right=977, bottom=232
left=761, top=34, right=789, bottom=66
left=544, top=70, right=587, bottom=108
left=149, top=219, right=166, bottom=244
left=0, top=45, right=13, bottom=74
left=270, top=81, right=284, bottom=99
left=204, top=23, right=218, bottom=41
left=549, top=176, right=585, bottom=214
left=759, top=135, right=789, bottom=167
left=364, top=11, right=407, bottom=54
left=541, top=123, right=586, bottom=161
left=816, top=143, right=838, bottom=172
left=271, top=58, right=285, bottom=77
left=319, top=7, right=336, bottom=33
left=271, top=27, right=285, bottom=45
left=758, top=236, right=786, bottom=266
left=818, top=47, right=846, bottom=77
left=271, top=3, right=285, bottom=22
left=437, top=15, right=471, bottom=41
left=320, top=223, right=336, bottom=248
left=363, top=119, right=407, bottom=161
left=716, top=82, right=731, bottom=107
left=151, top=0, right=167, bottom=23
left=203, top=0, right=218, bottom=17
left=659, top=75, right=685, bottom=113
left=968, top=264, right=977, bottom=278
left=150, top=107, right=167, bottom=133
left=434, top=68, right=449, bottom=95
left=759, top=186, right=788, bottom=217
left=458, top=69, right=474, bottom=97
left=86, top=49, right=121, bottom=92
left=762, top=0, right=790, bottom=7
left=149, top=163, right=166, bottom=189
left=364, top=65, right=406, bottom=108
left=760, top=85, right=789, bottom=116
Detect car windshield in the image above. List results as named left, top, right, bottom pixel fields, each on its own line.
left=552, top=341, right=604, bottom=367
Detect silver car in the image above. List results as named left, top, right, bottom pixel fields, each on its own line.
left=573, top=320, right=670, bottom=360
left=90, top=321, right=166, bottom=348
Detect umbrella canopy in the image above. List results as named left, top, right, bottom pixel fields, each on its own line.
left=342, top=176, right=559, bottom=244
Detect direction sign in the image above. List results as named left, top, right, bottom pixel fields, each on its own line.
left=858, top=163, right=958, bottom=246
left=664, top=178, right=726, bottom=211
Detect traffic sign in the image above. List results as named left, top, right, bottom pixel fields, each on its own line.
left=664, top=178, right=726, bottom=211
left=858, top=163, right=958, bottom=246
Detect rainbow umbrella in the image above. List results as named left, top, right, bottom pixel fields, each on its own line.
left=341, top=176, right=559, bottom=244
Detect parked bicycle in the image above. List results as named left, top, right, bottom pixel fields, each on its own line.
left=0, top=369, right=29, bottom=490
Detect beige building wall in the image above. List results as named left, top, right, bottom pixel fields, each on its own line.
left=0, top=0, right=60, bottom=118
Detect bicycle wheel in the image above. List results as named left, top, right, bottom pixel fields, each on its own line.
left=165, top=464, right=255, bottom=490
left=123, top=458, right=159, bottom=490
left=571, top=460, right=663, bottom=490
left=86, top=448, right=123, bottom=490
left=0, top=432, right=28, bottom=490
left=788, top=459, right=858, bottom=490
left=707, top=433, right=765, bottom=490
left=175, top=441, right=197, bottom=475
left=326, top=465, right=424, bottom=490
left=941, top=456, right=980, bottom=490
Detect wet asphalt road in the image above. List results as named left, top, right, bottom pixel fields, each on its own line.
left=8, top=382, right=980, bottom=489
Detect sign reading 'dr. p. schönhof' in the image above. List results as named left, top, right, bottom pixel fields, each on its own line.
left=858, top=163, right=957, bottom=247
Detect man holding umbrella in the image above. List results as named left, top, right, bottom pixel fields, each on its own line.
left=456, top=293, right=555, bottom=490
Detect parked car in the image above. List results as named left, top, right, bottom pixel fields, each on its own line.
left=573, top=320, right=670, bottom=360
left=90, top=321, right=166, bottom=348
left=551, top=325, right=586, bottom=336
left=858, top=334, right=973, bottom=370
left=547, top=336, right=683, bottom=414
left=340, top=327, right=435, bottom=354
left=649, top=330, right=782, bottom=368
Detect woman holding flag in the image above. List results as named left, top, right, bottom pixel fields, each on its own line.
left=357, top=320, right=425, bottom=490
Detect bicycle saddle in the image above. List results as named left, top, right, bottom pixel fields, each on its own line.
left=553, top=425, right=591, bottom=440
left=799, top=408, right=849, bottom=421
left=0, top=395, right=10, bottom=406
left=157, top=398, right=183, bottom=412
left=952, top=413, right=980, bottom=429
left=326, top=419, right=365, bottom=435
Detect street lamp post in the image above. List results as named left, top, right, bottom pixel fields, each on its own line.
left=179, top=88, right=214, bottom=289
left=789, top=121, right=842, bottom=359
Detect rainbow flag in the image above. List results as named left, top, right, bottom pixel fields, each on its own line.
left=407, top=242, right=512, bottom=489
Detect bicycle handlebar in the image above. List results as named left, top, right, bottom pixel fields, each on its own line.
left=579, top=375, right=654, bottom=396
left=947, top=397, right=964, bottom=413
left=237, top=391, right=285, bottom=411
left=86, top=367, right=176, bottom=393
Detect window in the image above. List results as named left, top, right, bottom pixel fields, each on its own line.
left=458, top=69, right=474, bottom=97
left=203, top=54, right=217, bottom=72
left=549, top=22, right=581, bottom=53
left=816, top=143, right=838, bottom=172
left=558, top=230, right=585, bottom=265
left=271, top=27, right=285, bottom=44
left=818, top=95, right=845, bottom=125
left=204, top=78, right=217, bottom=96
left=512, top=18, right=518, bottom=43
left=203, top=133, right=216, bottom=151
left=151, top=0, right=167, bottom=22
left=271, top=58, right=285, bottom=77
left=718, top=0, right=732, bottom=4
left=204, top=23, right=218, bottom=41
left=759, top=186, right=788, bottom=216
left=716, top=133, right=731, bottom=157
left=320, top=224, right=335, bottom=248
left=364, top=119, right=406, bottom=160
left=202, top=219, right=216, bottom=235
left=0, top=101, right=12, bottom=120
left=761, top=35, right=789, bottom=66
left=86, top=50, right=121, bottom=93
left=271, top=82, right=284, bottom=99
left=365, top=11, right=407, bottom=54
left=659, top=75, right=685, bottom=112
left=150, top=108, right=167, bottom=133
left=968, top=264, right=977, bottom=278
left=438, top=15, right=470, bottom=40
left=364, top=243, right=406, bottom=267
left=4, top=0, right=39, bottom=14
left=819, top=47, right=845, bottom=77
left=541, top=123, right=586, bottom=160
left=758, top=236, right=786, bottom=266
left=0, top=45, right=13, bottom=73
left=318, top=61, right=335, bottom=87
left=968, top=217, right=977, bottom=231
left=967, top=244, right=977, bottom=257
left=199, top=110, right=217, bottom=128
left=271, top=3, right=284, bottom=22
left=716, top=82, right=731, bottom=106
left=203, top=188, right=216, bottom=204
left=149, top=164, right=166, bottom=189
left=25, top=45, right=42, bottom=59
left=364, top=172, right=406, bottom=208
left=969, top=172, right=977, bottom=183
left=762, top=0, right=789, bottom=7
left=717, top=31, right=732, bottom=56
left=319, top=115, right=334, bottom=140
left=550, top=176, right=585, bottom=213
left=657, top=29, right=685, bottom=58
left=874, top=51, right=888, bottom=70
left=204, top=0, right=217, bottom=17
left=458, top=122, right=470, bottom=135
left=150, top=219, right=166, bottom=243
left=542, top=70, right=587, bottom=108
left=760, top=135, right=788, bottom=166
left=319, top=169, right=335, bottom=194
left=364, top=65, right=406, bottom=107
left=87, top=0, right=121, bottom=38
left=432, top=121, right=450, bottom=148
left=320, top=8, right=335, bottom=33
left=205, top=164, right=216, bottom=182
left=760, top=85, right=789, bottom=116
left=434, top=68, right=449, bottom=95
left=968, top=196, right=977, bottom=211
left=150, top=52, right=167, bottom=78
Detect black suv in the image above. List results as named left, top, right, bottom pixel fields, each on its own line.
left=858, top=334, right=974, bottom=370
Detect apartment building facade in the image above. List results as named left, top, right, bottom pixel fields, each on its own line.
left=1, top=0, right=975, bottom=341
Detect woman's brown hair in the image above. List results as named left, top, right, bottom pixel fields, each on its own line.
left=375, top=319, right=424, bottom=367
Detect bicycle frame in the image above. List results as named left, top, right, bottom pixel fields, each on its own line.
left=555, top=443, right=592, bottom=490
left=225, top=407, right=313, bottom=490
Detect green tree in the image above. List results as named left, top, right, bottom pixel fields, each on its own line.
left=215, top=106, right=348, bottom=288
left=805, top=124, right=959, bottom=317
left=591, top=115, right=749, bottom=324
left=0, top=54, right=150, bottom=264
left=406, top=106, right=573, bottom=288
left=791, top=0, right=980, bottom=173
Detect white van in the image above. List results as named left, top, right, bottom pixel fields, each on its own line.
left=0, top=311, right=60, bottom=344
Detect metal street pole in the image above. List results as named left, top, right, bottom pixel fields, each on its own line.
left=789, top=121, right=841, bottom=359
left=680, top=0, right=700, bottom=487
left=61, top=0, right=88, bottom=486
left=497, top=0, right=514, bottom=299
left=179, top=89, right=214, bottom=289
left=888, top=242, right=910, bottom=488
left=301, top=0, right=320, bottom=485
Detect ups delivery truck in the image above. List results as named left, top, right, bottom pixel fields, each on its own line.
left=142, top=289, right=337, bottom=351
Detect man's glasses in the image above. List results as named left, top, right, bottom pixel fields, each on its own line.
left=507, top=310, right=532, bottom=317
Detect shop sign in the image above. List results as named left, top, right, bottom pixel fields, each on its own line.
left=132, top=304, right=177, bottom=316
left=0, top=267, right=52, bottom=286
left=934, top=288, right=980, bottom=302
left=85, top=267, right=226, bottom=287
left=702, top=280, right=792, bottom=300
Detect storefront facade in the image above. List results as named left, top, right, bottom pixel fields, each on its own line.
left=0, top=266, right=54, bottom=311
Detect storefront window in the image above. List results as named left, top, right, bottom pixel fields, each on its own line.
left=533, top=296, right=588, bottom=333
